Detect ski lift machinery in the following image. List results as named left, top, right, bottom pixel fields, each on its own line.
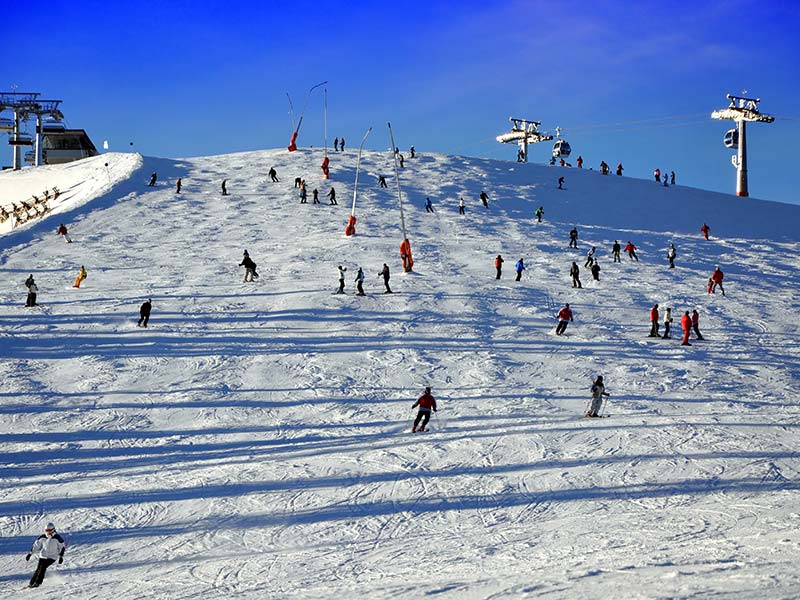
left=552, top=127, right=571, bottom=158
left=723, top=128, right=738, bottom=149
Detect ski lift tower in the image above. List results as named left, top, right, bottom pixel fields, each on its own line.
left=0, top=92, right=40, bottom=170
left=496, top=117, right=553, bottom=163
left=28, top=100, right=64, bottom=167
left=711, top=93, right=774, bottom=197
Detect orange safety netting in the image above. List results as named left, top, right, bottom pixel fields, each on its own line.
left=288, top=131, right=298, bottom=152
left=400, top=238, right=413, bottom=272
left=345, top=215, right=357, bottom=236
left=321, top=156, right=330, bottom=179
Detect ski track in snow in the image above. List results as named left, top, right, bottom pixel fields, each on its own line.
left=1, top=148, right=800, bottom=598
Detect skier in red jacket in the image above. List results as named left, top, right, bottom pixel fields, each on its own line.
left=648, top=303, right=660, bottom=337
left=711, top=267, right=725, bottom=296
left=411, top=387, right=437, bottom=433
left=624, top=241, right=639, bottom=261
left=700, top=223, right=710, bottom=240
left=681, top=311, right=692, bottom=346
left=555, top=303, right=573, bottom=335
left=691, top=310, right=704, bottom=340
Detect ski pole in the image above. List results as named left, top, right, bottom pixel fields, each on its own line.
left=584, top=397, right=593, bottom=416
left=599, top=394, right=609, bottom=417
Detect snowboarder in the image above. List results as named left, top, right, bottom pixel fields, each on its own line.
left=73, top=265, right=87, bottom=288
left=327, top=187, right=337, bottom=205
left=570, top=262, right=582, bottom=288
left=240, top=250, right=258, bottom=282
left=354, top=267, right=365, bottom=295
left=221, top=179, right=228, bottom=195
left=515, top=258, right=526, bottom=281
left=268, top=167, right=279, bottom=182
left=625, top=241, right=639, bottom=261
left=558, top=176, right=564, bottom=189
left=340, top=137, right=345, bottom=151
left=411, top=387, right=437, bottom=433
left=378, top=263, right=392, bottom=293
left=555, top=303, right=573, bottom=335
left=148, top=172, right=157, bottom=186
left=616, top=163, right=623, bottom=176
left=667, top=243, right=676, bottom=269
left=654, top=168, right=661, bottom=183
left=535, top=206, right=543, bottom=222
left=425, top=197, right=434, bottom=213
left=378, top=175, right=388, bottom=188
left=410, top=146, right=415, bottom=158
left=576, top=155, right=583, bottom=168
left=584, top=246, right=596, bottom=268
left=25, top=522, right=66, bottom=588
left=711, top=266, right=725, bottom=295
left=57, top=223, right=72, bottom=243
left=569, top=227, right=578, bottom=249
left=458, top=197, right=465, bottom=215
left=700, top=223, right=710, bottom=240
left=662, top=307, right=673, bottom=339
left=334, top=137, right=339, bottom=151
left=312, top=188, right=319, bottom=204
left=587, top=376, right=610, bottom=417
left=649, top=304, right=660, bottom=337
left=25, top=275, right=38, bottom=307
left=591, top=261, right=601, bottom=281
left=175, top=178, right=182, bottom=194
left=495, top=255, right=504, bottom=279
left=337, top=265, right=347, bottom=294
left=691, top=310, right=704, bottom=340
left=138, top=298, right=152, bottom=327
left=681, top=311, right=692, bottom=346
left=612, top=240, right=621, bottom=263
left=480, top=191, right=489, bottom=208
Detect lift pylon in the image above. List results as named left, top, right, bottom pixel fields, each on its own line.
left=496, top=118, right=553, bottom=163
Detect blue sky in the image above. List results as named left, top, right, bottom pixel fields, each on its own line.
left=4, top=0, right=799, bottom=204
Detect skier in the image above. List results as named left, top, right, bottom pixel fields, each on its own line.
left=73, top=265, right=87, bottom=288
left=584, top=246, right=596, bottom=268
left=569, top=227, right=578, bottom=249
left=691, top=309, right=704, bottom=340
left=576, top=155, right=583, bottom=168
left=591, top=261, right=601, bottom=281
left=600, top=161, right=609, bottom=175
left=587, top=376, right=610, bottom=418
left=57, top=223, right=72, bottom=243
left=515, top=258, right=526, bottom=281
left=662, top=307, right=673, bottom=339
left=495, top=254, right=504, bottom=280
left=354, top=267, right=365, bottom=295
left=25, top=523, right=66, bottom=588
left=222, top=179, right=228, bottom=196
left=268, top=167, right=279, bottom=182
left=334, top=137, right=339, bottom=151
left=649, top=304, right=660, bottom=337
left=299, top=182, right=307, bottom=203
left=711, top=266, right=725, bottom=295
left=425, top=197, right=434, bottom=213
left=176, top=178, right=182, bottom=194
left=616, top=163, right=623, bottom=176
left=25, top=275, right=38, bottom=307
left=700, top=223, right=710, bottom=240
left=480, top=191, right=489, bottom=208
left=654, top=168, right=661, bottom=183
left=411, top=386, right=437, bottom=433
left=378, top=263, right=392, bottom=293
left=558, top=176, right=564, bottom=190
left=458, top=197, right=465, bottom=215
left=624, top=241, right=639, bottom=261
left=570, top=262, right=582, bottom=288
left=612, top=240, right=621, bottom=263
left=681, top=311, right=692, bottom=346
left=663, top=171, right=669, bottom=187
left=378, top=175, right=388, bottom=188
left=337, top=265, right=347, bottom=294
left=534, top=206, right=544, bottom=222
left=707, top=277, right=714, bottom=295
left=555, top=303, right=573, bottom=335
left=327, top=187, right=337, bottom=205
left=410, top=146, right=415, bottom=158
left=312, top=188, right=319, bottom=204
left=399, top=154, right=405, bottom=168
left=240, top=250, right=258, bottom=282
left=667, top=243, right=676, bottom=268
left=340, top=137, right=345, bottom=151
left=138, top=298, right=152, bottom=327
left=148, top=172, right=157, bottom=186
left=671, top=171, right=676, bottom=185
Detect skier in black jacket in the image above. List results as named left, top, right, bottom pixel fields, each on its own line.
left=138, top=299, right=152, bottom=327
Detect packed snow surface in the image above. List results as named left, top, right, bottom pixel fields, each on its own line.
left=1, top=148, right=799, bottom=599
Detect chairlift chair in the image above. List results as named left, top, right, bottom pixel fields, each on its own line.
left=10, top=132, right=33, bottom=146
left=42, top=118, right=66, bottom=132
left=723, top=128, right=738, bottom=149
left=0, top=118, right=13, bottom=132
left=23, top=150, right=35, bottom=163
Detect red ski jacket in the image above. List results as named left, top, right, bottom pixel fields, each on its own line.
left=413, top=393, right=437, bottom=411
left=650, top=307, right=659, bottom=322
left=495, top=257, right=503, bottom=268
left=681, top=314, right=692, bottom=331
left=625, top=243, right=636, bottom=253
left=558, top=307, right=573, bottom=321
left=712, top=269, right=724, bottom=283
left=692, top=312, right=699, bottom=325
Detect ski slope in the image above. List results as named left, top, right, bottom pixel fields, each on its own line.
left=1, top=147, right=799, bottom=599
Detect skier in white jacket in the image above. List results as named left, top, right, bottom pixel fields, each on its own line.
left=587, top=376, right=610, bottom=418
left=26, top=522, right=66, bottom=588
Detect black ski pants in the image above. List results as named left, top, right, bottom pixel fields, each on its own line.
left=555, top=320, right=570, bottom=335
left=649, top=321, right=659, bottom=337
left=459, top=206, right=465, bottom=214
left=662, top=321, right=671, bottom=338
left=26, top=292, right=37, bottom=307
left=382, top=277, right=392, bottom=293
left=692, top=324, right=704, bottom=340
left=515, top=271, right=522, bottom=281
left=138, top=314, right=150, bottom=327
left=613, top=251, right=620, bottom=262
left=338, top=279, right=345, bottom=294
left=572, top=275, right=581, bottom=288
left=356, top=281, right=364, bottom=295
left=413, top=410, right=431, bottom=431
left=496, top=267, right=502, bottom=280
left=29, top=558, right=55, bottom=587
